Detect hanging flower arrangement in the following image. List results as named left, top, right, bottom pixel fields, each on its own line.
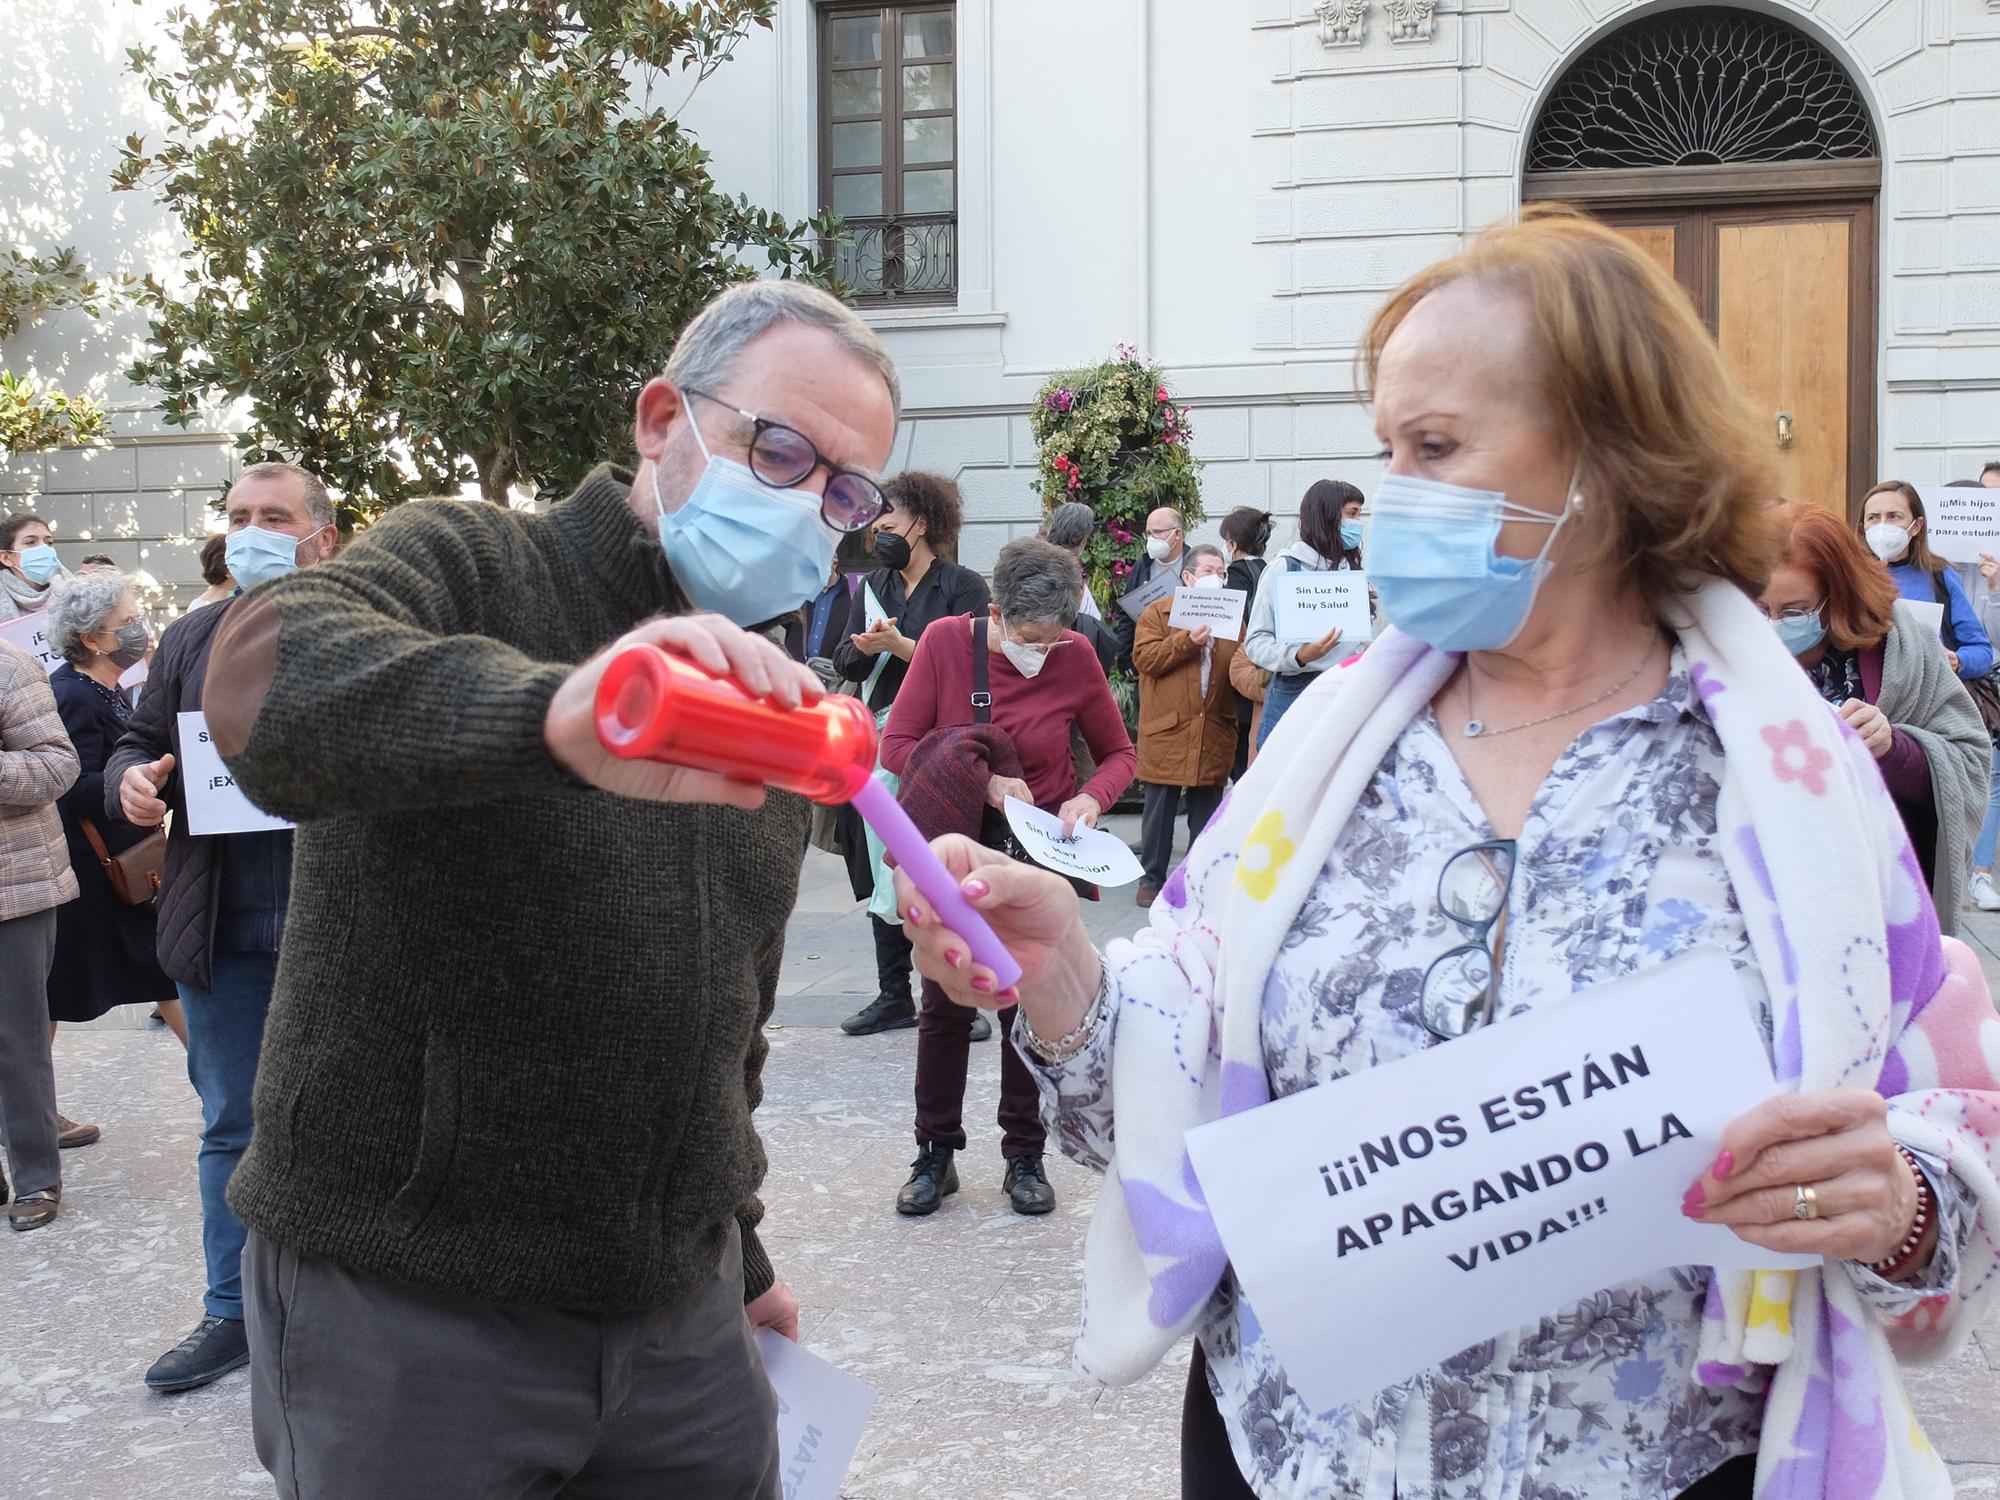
left=1030, top=343, right=1204, bottom=615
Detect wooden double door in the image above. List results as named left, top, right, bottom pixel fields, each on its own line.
left=1529, top=162, right=1880, bottom=518
left=1597, top=199, right=1877, bottom=519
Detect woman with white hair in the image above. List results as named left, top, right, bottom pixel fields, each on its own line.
left=44, top=572, right=176, bottom=1072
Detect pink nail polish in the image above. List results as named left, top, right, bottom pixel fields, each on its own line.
left=1712, top=1150, right=1735, bottom=1180
left=962, top=878, right=989, bottom=899
left=944, top=948, right=965, bottom=968
left=1682, top=1185, right=1704, bottom=1215
left=971, top=975, right=995, bottom=993
left=907, top=904, right=926, bottom=926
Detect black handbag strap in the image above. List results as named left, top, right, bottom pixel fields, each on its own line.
left=971, top=616, right=992, bottom=723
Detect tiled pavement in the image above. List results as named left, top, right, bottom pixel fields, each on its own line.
left=5, top=814, right=1997, bottom=1498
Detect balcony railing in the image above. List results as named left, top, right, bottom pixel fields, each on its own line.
left=832, top=216, right=957, bottom=303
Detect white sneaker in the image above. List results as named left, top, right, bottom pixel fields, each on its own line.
left=1972, top=871, right=2000, bottom=912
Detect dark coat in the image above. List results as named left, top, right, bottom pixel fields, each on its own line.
left=47, top=664, right=173, bottom=1021
left=102, top=596, right=292, bottom=990
left=831, top=558, right=990, bottom=712
left=1111, top=552, right=1183, bottom=675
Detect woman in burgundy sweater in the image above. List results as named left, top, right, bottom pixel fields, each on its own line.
left=1759, top=502, right=1988, bottom=925
left=881, top=538, right=1135, bottom=1218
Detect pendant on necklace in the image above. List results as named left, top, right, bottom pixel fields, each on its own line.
left=1463, top=720, right=1484, bottom=738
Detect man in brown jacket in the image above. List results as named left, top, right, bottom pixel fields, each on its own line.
left=0, top=638, right=80, bottom=1228
left=1131, top=542, right=1239, bottom=906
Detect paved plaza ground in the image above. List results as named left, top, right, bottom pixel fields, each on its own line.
left=6, top=813, right=1999, bottom=1499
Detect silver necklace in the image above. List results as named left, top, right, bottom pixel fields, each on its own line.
left=1462, top=647, right=1656, bottom=739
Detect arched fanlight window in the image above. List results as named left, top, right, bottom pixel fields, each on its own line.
left=1527, top=8, right=1876, bottom=172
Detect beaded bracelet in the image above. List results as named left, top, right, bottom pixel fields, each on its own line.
left=1866, top=1146, right=1933, bottom=1283
left=1021, top=951, right=1111, bottom=1063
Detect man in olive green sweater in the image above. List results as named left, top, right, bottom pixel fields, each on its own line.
left=204, top=281, right=899, bottom=1499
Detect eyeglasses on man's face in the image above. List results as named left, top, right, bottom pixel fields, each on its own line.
left=683, top=388, right=887, bottom=533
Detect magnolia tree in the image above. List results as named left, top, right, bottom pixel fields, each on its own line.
left=0, top=249, right=109, bottom=457
left=1029, top=344, right=1203, bottom=615
left=115, top=0, right=840, bottom=520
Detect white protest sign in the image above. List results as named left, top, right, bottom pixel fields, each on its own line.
left=1185, top=949, right=1814, bottom=1413
left=1003, top=795, right=1146, bottom=887
left=176, top=711, right=293, bottom=835
left=1904, top=600, right=1946, bottom=639
left=1118, top=565, right=1177, bottom=623
left=756, top=1330, right=876, bottom=1500
left=1167, top=586, right=1248, bottom=641
left=859, top=581, right=891, bottom=699
left=0, top=612, right=61, bottom=674
left=1271, top=570, right=1372, bottom=644
left=1915, top=486, right=2000, bottom=566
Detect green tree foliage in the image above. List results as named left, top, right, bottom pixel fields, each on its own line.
left=115, top=0, right=841, bottom=518
left=0, top=249, right=110, bottom=457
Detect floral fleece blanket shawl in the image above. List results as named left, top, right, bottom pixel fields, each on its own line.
left=1078, top=577, right=2000, bottom=1500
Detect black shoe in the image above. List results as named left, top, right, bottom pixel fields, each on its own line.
left=968, top=1011, right=993, bottom=1043
left=145, top=1313, right=250, bottom=1393
left=895, top=1143, right=959, bottom=1216
left=1003, top=1154, right=1057, bottom=1216
left=841, top=993, right=918, bottom=1036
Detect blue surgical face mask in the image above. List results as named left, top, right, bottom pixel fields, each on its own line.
left=1772, top=609, right=1826, bottom=657
left=225, top=526, right=313, bottom=592
left=1339, top=519, right=1364, bottom=552
left=17, top=543, right=62, bottom=585
left=1365, top=474, right=1576, bottom=652
left=654, top=417, right=835, bottom=628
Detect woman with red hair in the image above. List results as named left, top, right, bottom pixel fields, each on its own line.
left=1760, top=501, right=1987, bottom=927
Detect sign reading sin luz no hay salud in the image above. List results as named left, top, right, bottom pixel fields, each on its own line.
left=1185, top=950, right=1814, bottom=1411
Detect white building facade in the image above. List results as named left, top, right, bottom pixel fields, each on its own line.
left=4, top=0, right=1998, bottom=588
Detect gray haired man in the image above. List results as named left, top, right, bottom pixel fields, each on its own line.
left=197, top=282, right=898, bottom=1498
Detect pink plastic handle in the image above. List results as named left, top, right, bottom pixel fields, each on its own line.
left=850, top=778, right=1023, bottom=992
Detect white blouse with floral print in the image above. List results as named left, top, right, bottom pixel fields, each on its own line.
left=1025, top=650, right=1969, bottom=1500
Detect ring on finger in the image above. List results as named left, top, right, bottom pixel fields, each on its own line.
left=1792, top=1183, right=1819, bottom=1222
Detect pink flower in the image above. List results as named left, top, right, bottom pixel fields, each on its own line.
left=1155, top=385, right=1170, bottom=403
left=1762, top=721, right=1833, bottom=797
left=1113, top=559, right=1132, bottom=578
left=1115, top=342, right=1137, bottom=361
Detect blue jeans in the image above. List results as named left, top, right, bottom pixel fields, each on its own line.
left=178, top=951, right=276, bottom=1321
left=1256, top=671, right=1314, bottom=749
left=1979, top=743, right=2000, bottom=871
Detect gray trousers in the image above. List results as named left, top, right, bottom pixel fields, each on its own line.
left=0, top=907, right=60, bottom=1198
left=245, top=1224, right=781, bottom=1500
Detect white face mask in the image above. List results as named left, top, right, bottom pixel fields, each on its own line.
left=1190, top=572, right=1225, bottom=590
left=1865, top=522, right=1912, bottom=564
left=1145, top=535, right=1176, bottom=563
left=997, top=619, right=1064, bottom=678
left=1001, top=639, right=1049, bottom=678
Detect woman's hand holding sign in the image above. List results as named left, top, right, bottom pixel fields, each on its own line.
left=895, top=834, right=1098, bottom=1032
left=1684, top=1087, right=1932, bottom=1274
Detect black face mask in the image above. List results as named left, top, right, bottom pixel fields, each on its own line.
left=874, top=531, right=913, bottom=570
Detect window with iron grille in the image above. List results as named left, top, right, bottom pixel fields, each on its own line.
left=819, top=3, right=957, bottom=303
